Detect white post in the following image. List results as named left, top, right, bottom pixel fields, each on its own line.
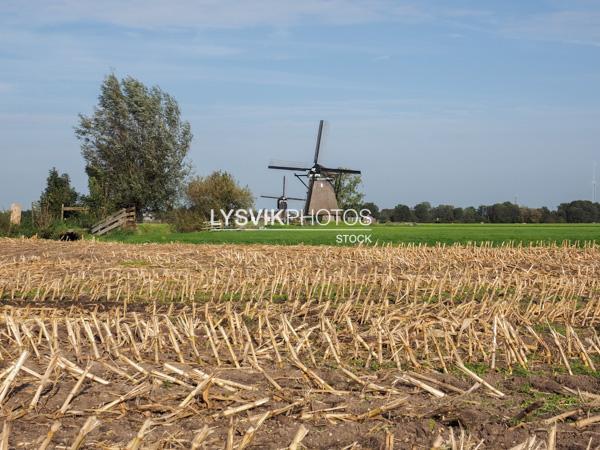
left=9, top=203, right=21, bottom=226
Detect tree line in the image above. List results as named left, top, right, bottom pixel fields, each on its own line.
left=361, top=200, right=600, bottom=224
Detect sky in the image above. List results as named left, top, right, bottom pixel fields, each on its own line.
left=1, top=0, right=599, bottom=210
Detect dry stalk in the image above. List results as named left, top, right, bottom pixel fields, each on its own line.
left=0, top=350, right=29, bottom=405
left=30, top=353, right=59, bottom=409
left=288, top=424, right=309, bottom=450
left=59, top=364, right=89, bottom=415
left=191, top=425, right=213, bottom=449
left=456, top=362, right=505, bottom=398
left=222, top=397, right=270, bottom=417
left=355, top=396, right=408, bottom=421
left=125, top=418, right=153, bottom=450
left=0, top=420, right=10, bottom=450
left=37, top=421, right=61, bottom=450
left=68, top=415, right=100, bottom=450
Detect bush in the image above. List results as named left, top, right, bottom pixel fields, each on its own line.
left=0, top=211, right=11, bottom=236
left=0, top=209, right=90, bottom=239
left=167, top=209, right=205, bottom=232
left=0, top=210, right=39, bottom=237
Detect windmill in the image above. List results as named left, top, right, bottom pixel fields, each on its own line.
left=267, top=120, right=361, bottom=216
left=261, top=176, right=305, bottom=211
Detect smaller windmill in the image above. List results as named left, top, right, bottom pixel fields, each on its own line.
left=261, top=176, right=305, bottom=211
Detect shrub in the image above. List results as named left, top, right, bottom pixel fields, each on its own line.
left=0, top=211, right=11, bottom=236
left=167, top=209, right=205, bottom=233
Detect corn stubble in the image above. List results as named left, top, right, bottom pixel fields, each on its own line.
left=0, top=238, right=599, bottom=448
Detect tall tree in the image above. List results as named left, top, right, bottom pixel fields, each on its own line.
left=334, top=174, right=364, bottom=210
left=39, top=167, right=79, bottom=218
left=76, top=73, right=192, bottom=219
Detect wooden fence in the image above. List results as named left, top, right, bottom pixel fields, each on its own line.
left=91, top=208, right=136, bottom=236
left=61, top=204, right=89, bottom=221
left=200, top=221, right=223, bottom=231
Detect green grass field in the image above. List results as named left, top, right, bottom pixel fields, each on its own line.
left=102, top=223, right=600, bottom=246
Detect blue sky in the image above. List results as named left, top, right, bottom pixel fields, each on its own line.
left=1, top=0, right=599, bottom=209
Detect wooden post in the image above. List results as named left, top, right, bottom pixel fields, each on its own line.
left=61, top=204, right=64, bottom=221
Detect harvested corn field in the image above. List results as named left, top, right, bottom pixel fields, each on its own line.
left=1, top=238, right=600, bottom=448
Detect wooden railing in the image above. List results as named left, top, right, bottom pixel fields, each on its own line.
left=91, top=208, right=136, bottom=236
left=61, top=204, right=89, bottom=221
left=204, top=220, right=223, bottom=231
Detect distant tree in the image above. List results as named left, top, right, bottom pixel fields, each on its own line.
left=462, top=207, right=479, bottom=223
left=477, top=205, right=490, bottom=222
left=379, top=208, right=393, bottom=223
left=452, top=207, right=464, bottom=222
left=432, top=204, right=455, bottom=223
left=392, top=204, right=413, bottom=222
left=76, top=73, right=192, bottom=220
left=557, top=201, right=599, bottom=223
left=487, top=202, right=521, bottom=223
left=520, top=207, right=543, bottom=223
left=186, top=171, right=254, bottom=219
left=39, top=167, right=79, bottom=218
left=413, top=202, right=432, bottom=222
left=334, top=174, right=364, bottom=210
left=361, top=202, right=380, bottom=220
left=540, top=206, right=560, bottom=223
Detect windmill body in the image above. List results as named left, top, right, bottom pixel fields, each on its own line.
left=306, top=174, right=339, bottom=215
left=267, top=120, right=361, bottom=216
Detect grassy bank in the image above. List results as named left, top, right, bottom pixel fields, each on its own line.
left=101, top=222, right=600, bottom=246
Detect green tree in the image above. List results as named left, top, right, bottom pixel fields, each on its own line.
left=540, top=206, right=560, bottom=223
left=463, top=207, right=481, bottom=223
left=488, top=202, right=521, bottom=223
left=557, top=201, right=600, bottom=223
left=76, top=73, right=192, bottom=219
left=413, top=202, right=432, bottom=222
left=361, top=202, right=380, bottom=220
left=83, top=164, right=112, bottom=219
left=334, top=174, right=364, bottom=210
left=392, top=204, right=413, bottom=222
left=39, top=167, right=79, bottom=218
left=432, top=204, right=455, bottom=223
left=453, top=207, right=464, bottom=222
left=379, top=208, right=393, bottom=222
left=520, top=207, right=543, bottom=223
left=186, top=171, right=254, bottom=219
